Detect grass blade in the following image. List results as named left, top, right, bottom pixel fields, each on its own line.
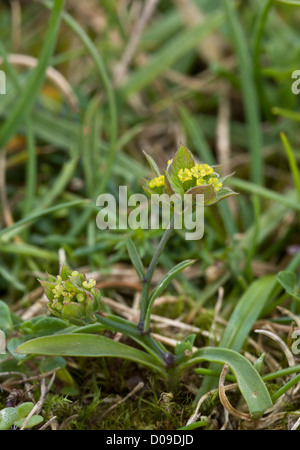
left=120, top=11, right=224, bottom=97
left=0, top=0, right=66, bottom=150
left=0, top=199, right=90, bottom=242
left=195, top=275, right=276, bottom=402
left=148, top=259, right=195, bottom=306
left=43, top=0, right=118, bottom=196
left=280, top=132, right=300, bottom=201
left=229, top=178, right=300, bottom=212
left=127, top=238, right=145, bottom=281
left=183, top=347, right=273, bottom=418
left=223, top=0, right=264, bottom=185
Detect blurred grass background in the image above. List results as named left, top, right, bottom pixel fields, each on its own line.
left=0, top=0, right=299, bottom=343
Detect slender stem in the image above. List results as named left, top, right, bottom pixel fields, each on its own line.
left=142, top=334, right=174, bottom=367
left=96, top=216, right=176, bottom=366
left=95, top=312, right=140, bottom=338
left=95, top=312, right=174, bottom=367
left=262, top=364, right=300, bottom=382
left=138, top=216, right=175, bottom=334
left=271, top=373, right=300, bottom=403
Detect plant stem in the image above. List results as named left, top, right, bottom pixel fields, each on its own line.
left=95, top=312, right=174, bottom=367
left=271, top=373, right=300, bottom=403
left=95, top=312, right=140, bottom=338
left=96, top=216, right=176, bottom=367
left=138, top=216, right=175, bottom=334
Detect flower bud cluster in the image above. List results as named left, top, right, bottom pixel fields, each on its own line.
left=40, top=265, right=101, bottom=325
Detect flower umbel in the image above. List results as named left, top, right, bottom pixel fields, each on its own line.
left=144, top=144, right=237, bottom=206
left=177, top=163, right=223, bottom=191
left=148, top=175, right=165, bottom=189
left=40, top=265, right=101, bottom=325
left=178, top=168, right=193, bottom=183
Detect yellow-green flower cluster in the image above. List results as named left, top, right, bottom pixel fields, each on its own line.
left=148, top=163, right=222, bottom=193
left=143, top=145, right=237, bottom=207
left=149, top=175, right=165, bottom=188
left=178, top=163, right=222, bottom=191
left=191, top=163, right=214, bottom=178
left=50, top=273, right=97, bottom=313
left=82, top=279, right=97, bottom=289
left=178, top=168, right=193, bottom=183
left=208, top=177, right=222, bottom=191
left=40, top=265, right=101, bottom=325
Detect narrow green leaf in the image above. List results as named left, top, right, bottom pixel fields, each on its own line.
left=276, top=0, right=300, bottom=5
left=196, top=275, right=276, bottom=402
left=0, top=265, right=26, bottom=292
left=0, top=0, right=66, bottom=150
left=0, top=243, right=59, bottom=261
left=16, top=334, right=166, bottom=376
left=276, top=270, right=300, bottom=300
left=127, top=238, right=145, bottom=281
left=222, top=0, right=263, bottom=185
left=43, top=0, right=117, bottom=196
left=229, top=178, right=300, bottom=213
left=280, top=132, right=300, bottom=202
left=143, top=151, right=161, bottom=177
left=0, top=199, right=90, bottom=242
left=120, top=11, right=224, bottom=97
left=251, top=0, right=274, bottom=121
left=276, top=270, right=297, bottom=293
left=144, top=259, right=195, bottom=331
left=219, top=274, right=276, bottom=346
left=183, top=347, right=272, bottom=418
left=272, top=106, right=300, bottom=122
left=40, top=157, right=79, bottom=209
left=149, top=259, right=195, bottom=305
left=179, top=106, right=214, bottom=164
left=177, top=420, right=207, bottom=430
left=0, top=300, right=13, bottom=336
left=271, top=373, right=300, bottom=403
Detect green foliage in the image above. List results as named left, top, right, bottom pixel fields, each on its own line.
left=183, top=347, right=273, bottom=419
left=0, top=300, right=13, bottom=337
left=0, top=0, right=300, bottom=430
left=0, top=403, right=43, bottom=430
left=276, top=270, right=300, bottom=301
left=0, top=408, right=18, bottom=430
left=16, top=334, right=167, bottom=377
left=196, top=276, right=277, bottom=400
left=126, top=238, right=145, bottom=281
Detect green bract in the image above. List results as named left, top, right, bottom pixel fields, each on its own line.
left=143, top=144, right=237, bottom=206
left=40, top=265, right=101, bottom=325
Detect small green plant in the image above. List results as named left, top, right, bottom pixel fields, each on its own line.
left=0, top=403, right=43, bottom=430
left=16, top=145, right=273, bottom=418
